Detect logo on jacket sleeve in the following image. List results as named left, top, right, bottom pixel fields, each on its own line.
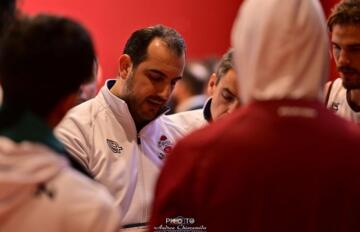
left=157, top=135, right=173, bottom=160
left=106, top=139, right=123, bottom=154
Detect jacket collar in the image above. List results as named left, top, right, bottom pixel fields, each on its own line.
left=99, top=80, right=132, bottom=118
left=203, top=97, right=213, bottom=122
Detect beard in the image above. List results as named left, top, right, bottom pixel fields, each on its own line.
left=123, top=73, right=166, bottom=129
left=342, top=79, right=360, bottom=90
left=127, top=94, right=153, bottom=128
left=338, top=66, right=360, bottom=90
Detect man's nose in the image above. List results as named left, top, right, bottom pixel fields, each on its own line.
left=227, top=100, right=241, bottom=113
left=158, top=84, right=172, bottom=100
left=338, top=49, right=351, bottom=66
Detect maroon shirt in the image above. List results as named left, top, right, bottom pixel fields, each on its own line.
left=150, top=99, right=360, bottom=232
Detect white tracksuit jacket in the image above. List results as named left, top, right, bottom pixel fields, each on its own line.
left=326, top=78, right=360, bottom=123
left=56, top=80, right=206, bottom=228
left=165, top=98, right=211, bottom=134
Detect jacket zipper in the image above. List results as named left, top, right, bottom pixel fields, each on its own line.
left=137, top=133, right=148, bottom=223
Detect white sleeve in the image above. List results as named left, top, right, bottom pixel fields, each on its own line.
left=61, top=170, right=123, bottom=232
left=85, top=196, right=122, bottom=232
left=55, top=112, right=92, bottom=172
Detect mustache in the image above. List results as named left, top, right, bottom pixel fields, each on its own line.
left=148, top=96, right=167, bottom=104
left=337, top=66, right=360, bottom=74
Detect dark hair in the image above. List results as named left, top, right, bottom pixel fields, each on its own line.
left=0, top=14, right=95, bottom=117
left=215, top=49, right=234, bottom=85
left=0, top=0, right=17, bottom=35
left=123, top=24, right=186, bottom=68
left=328, top=0, right=360, bottom=32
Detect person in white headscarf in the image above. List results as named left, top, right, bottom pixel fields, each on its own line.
left=149, top=0, right=360, bottom=231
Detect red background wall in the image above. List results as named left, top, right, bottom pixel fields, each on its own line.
left=19, top=0, right=241, bottom=82
left=19, top=0, right=340, bottom=82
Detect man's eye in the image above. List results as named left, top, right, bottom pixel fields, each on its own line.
left=221, top=90, right=234, bottom=101
left=149, top=75, right=162, bottom=81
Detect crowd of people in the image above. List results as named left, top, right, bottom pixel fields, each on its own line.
left=1, top=0, right=360, bottom=231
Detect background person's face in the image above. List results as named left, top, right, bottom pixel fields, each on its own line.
left=125, top=38, right=185, bottom=125
left=210, top=69, right=240, bottom=120
left=332, top=24, right=360, bottom=90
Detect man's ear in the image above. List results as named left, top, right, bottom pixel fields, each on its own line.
left=207, top=73, right=218, bottom=96
left=118, top=54, right=132, bottom=80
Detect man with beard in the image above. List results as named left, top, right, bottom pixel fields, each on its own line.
left=56, top=25, right=186, bottom=229
left=326, top=0, right=360, bottom=122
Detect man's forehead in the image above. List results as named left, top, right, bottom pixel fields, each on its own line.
left=139, top=40, right=185, bottom=78
left=218, top=69, right=238, bottom=91
left=332, top=24, right=360, bottom=42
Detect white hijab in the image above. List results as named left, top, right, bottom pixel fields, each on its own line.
left=231, top=0, right=329, bottom=104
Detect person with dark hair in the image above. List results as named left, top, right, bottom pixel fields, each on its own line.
left=150, top=0, right=360, bottom=231
left=56, top=24, right=186, bottom=229
left=205, top=49, right=240, bottom=121
left=325, top=0, right=360, bottom=123
left=0, top=15, right=121, bottom=231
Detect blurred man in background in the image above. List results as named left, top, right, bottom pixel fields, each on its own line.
left=0, top=15, right=121, bottom=231
left=169, top=61, right=209, bottom=113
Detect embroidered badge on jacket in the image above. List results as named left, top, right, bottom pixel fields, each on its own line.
left=106, top=139, right=123, bottom=154
left=157, top=135, right=173, bottom=160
